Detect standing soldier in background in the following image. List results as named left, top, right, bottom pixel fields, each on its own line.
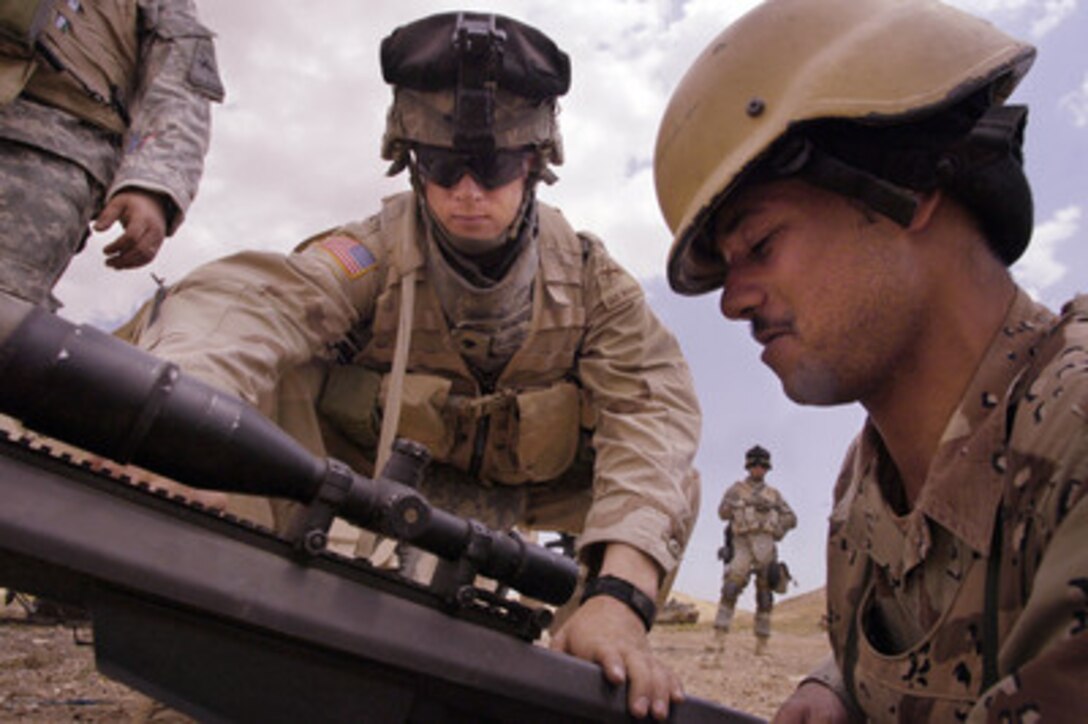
left=714, top=445, right=795, bottom=654
left=0, top=0, right=224, bottom=311
left=123, top=12, right=700, bottom=721
left=654, top=0, right=1087, bottom=720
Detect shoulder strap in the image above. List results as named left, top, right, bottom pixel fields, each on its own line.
left=981, top=342, right=1039, bottom=690
left=982, top=506, right=1003, bottom=690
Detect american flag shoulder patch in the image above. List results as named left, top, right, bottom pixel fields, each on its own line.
left=319, top=235, right=377, bottom=279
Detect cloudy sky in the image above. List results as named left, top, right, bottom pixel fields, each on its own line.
left=55, top=1, right=1087, bottom=606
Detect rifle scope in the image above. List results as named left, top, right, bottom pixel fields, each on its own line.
left=0, top=295, right=577, bottom=605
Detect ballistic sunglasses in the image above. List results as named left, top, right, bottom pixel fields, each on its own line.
left=414, top=146, right=530, bottom=189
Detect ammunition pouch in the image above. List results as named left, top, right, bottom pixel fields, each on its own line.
left=393, top=373, right=455, bottom=459
left=320, top=367, right=583, bottom=486
left=766, top=561, right=792, bottom=595
left=317, top=365, right=385, bottom=453
left=0, top=0, right=51, bottom=52
left=486, top=381, right=580, bottom=484
left=0, top=0, right=42, bottom=106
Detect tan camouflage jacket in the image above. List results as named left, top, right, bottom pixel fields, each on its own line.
left=718, top=476, right=796, bottom=540
left=131, top=193, right=702, bottom=576
left=808, top=289, right=1088, bottom=722
left=0, top=0, right=223, bottom=233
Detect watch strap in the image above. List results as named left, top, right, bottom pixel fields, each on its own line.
left=580, top=574, right=656, bottom=631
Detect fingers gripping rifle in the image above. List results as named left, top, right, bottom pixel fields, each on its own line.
left=0, top=295, right=577, bottom=612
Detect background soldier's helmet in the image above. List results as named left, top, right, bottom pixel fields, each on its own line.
left=653, top=0, right=1036, bottom=295
left=745, top=445, right=772, bottom=470
left=380, top=12, right=570, bottom=179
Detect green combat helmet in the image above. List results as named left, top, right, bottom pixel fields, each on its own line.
left=379, top=11, right=570, bottom=184
left=745, top=445, right=772, bottom=470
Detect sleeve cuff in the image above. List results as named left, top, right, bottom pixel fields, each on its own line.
left=577, top=503, right=686, bottom=576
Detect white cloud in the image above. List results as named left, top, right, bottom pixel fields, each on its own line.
left=950, top=0, right=1078, bottom=37
left=1060, top=71, right=1088, bottom=127
left=951, top=0, right=1033, bottom=14
left=1012, top=205, right=1079, bottom=297
left=1030, top=0, right=1078, bottom=37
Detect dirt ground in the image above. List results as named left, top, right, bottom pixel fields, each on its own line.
left=0, top=587, right=828, bottom=722
left=649, top=589, right=830, bottom=720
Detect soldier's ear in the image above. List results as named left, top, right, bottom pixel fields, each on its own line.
left=906, top=190, right=942, bottom=232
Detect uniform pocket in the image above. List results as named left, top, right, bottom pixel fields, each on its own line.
left=488, top=381, right=581, bottom=484
left=153, top=17, right=225, bottom=101
left=391, top=372, right=454, bottom=459
left=317, top=364, right=383, bottom=451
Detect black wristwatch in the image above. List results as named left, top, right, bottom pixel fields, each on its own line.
left=580, top=574, right=656, bottom=631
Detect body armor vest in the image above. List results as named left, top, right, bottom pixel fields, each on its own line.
left=1, top=0, right=137, bottom=134
left=726, top=478, right=790, bottom=537
left=347, top=193, right=588, bottom=485
left=423, top=216, right=538, bottom=383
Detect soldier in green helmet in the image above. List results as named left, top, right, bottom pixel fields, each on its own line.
left=123, top=12, right=701, bottom=721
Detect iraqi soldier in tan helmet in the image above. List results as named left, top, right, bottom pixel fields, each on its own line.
left=0, top=0, right=224, bottom=311
left=714, top=445, right=795, bottom=654
left=123, top=12, right=701, bottom=721
left=654, top=0, right=1086, bottom=721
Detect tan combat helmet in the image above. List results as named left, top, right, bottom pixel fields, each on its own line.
left=654, top=0, right=1036, bottom=295
left=380, top=12, right=569, bottom=182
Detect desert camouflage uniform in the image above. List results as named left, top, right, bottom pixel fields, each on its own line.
left=806, top=289, right=1088, bottom=722
left=0, top=0, right=223, bottom=308
left=716, top=475, right=796, bottom=638
left=127, top=191, right=702, bottom=578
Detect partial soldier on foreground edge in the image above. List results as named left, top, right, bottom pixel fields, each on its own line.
left=654, top=0, right=1087, bottom=721
left=0, top=0, right=224, bottom=311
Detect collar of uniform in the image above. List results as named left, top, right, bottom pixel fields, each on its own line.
left=920, top=288, right=1053, bottom=554
left=842, top=288, right=1053, bottom=574
left=843, top=425, right=930, bottom=581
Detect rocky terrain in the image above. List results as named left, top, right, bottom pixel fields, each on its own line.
left=0, top=587, right=829, bottom=722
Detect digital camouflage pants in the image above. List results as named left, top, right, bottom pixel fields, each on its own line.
left=0, top=139, right=103, bottom=310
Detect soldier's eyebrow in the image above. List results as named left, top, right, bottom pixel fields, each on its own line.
left=713, top=205, right=750, bottom=240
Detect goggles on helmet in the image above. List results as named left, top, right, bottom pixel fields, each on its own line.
left=414, top=146, right=529, bottom=189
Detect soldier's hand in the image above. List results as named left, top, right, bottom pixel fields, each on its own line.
left=94, top=190, right=169, bottom=269
left=551, top=595, right=683, bottom=721
left=772, top=681, right=851, bottom=723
